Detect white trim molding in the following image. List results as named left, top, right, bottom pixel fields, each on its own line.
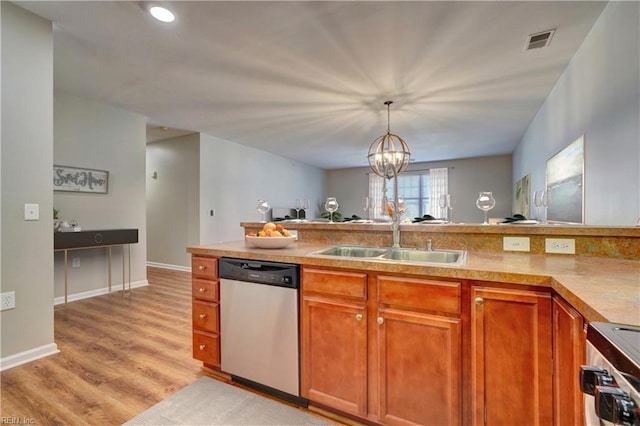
left=53, top=279, right=149, bottom=306
left=146, top=261, right=191, bottom=273
left=0, top=343, right=60, bottom=371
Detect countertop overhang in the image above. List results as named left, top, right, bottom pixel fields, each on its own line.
left=188, top=240, right=640, bottom=327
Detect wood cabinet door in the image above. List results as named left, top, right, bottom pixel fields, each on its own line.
left=471, top=287, right=552, bottom=426
left=377, top=308, right=461, bottom=426
left=301, top=295, right=367, bottom=417
left=552, top=296, right=585, bottom=426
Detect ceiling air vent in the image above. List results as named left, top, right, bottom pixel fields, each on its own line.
left=525, top=29, right=555, bottom=51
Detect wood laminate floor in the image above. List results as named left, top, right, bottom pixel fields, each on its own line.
left=0, top=267, right=204, bottom=425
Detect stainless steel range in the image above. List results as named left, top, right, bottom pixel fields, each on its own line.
left=581, top=322, right=640, bottom=425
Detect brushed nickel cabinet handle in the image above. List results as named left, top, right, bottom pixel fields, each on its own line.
left=198, top=265, right=206, bottom=271
left=199, top=344, right=206, bottom=350
left=199, top=314, right=206, bottom=319
left=377, top=317, right=384, bottom=325
left=475, top=297, right=484, bottom=306
left=198, top=287, right=205, bottom=293
left=355, top=314, right=363, bottom=321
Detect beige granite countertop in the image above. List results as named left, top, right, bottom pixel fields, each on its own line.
left=188, top=240, right=640, bottom=327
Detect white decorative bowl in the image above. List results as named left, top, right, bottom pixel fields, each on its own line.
left=245, top=235, right=296, bottom=249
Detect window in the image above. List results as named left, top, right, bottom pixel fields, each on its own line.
left=368, top=167, right=449, bottom=220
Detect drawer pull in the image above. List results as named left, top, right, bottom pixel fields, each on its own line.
left=199, top=344, right=206, bottom=350
left=198, top=287, right=205, bottom=293
left=377, top=317, right=384, bottom=325
left=475, top=297, right=484, bottom=306
left=198, top=265, right=206, bottom=271
left=199, top=314, right=207, bottom=319
left=355, top=314, right=363, bottom=321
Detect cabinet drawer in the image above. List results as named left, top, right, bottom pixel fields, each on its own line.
left=192, top=256, right=218, bottom=280
left=377, top=276, right=461, bottom=315
left=302, top=268, right=367, bottom=300
left=192, top=278, right=219, bottom=301
left=192, top=300, right=219, bottom=333
left=193, top=330, right=220, bottom=367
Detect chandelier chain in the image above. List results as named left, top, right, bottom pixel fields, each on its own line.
left=385, top=100, right=393, bottom=134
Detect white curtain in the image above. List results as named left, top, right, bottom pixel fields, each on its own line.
left=429, top=167, right=449, bottom=218
left=368, top=173, right=385, bottom=220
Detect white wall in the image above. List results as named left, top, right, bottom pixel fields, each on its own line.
left=199, top=133, right=326, bottom=243
left=327, top=155, right=513, bottom=224
left=1, top=2, right=58, bottom=364
left=146, top=134, right=199, bottom=268
left=513, top=1, right=640, bottom=225
left=53, top=92, right=147, bottom=300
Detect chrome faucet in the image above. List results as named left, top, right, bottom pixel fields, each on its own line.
left=391, top=175, right=401, bottom=248
left=426, top=239, right=433, bottom=251
left=391, top=204, right=401, bottom=248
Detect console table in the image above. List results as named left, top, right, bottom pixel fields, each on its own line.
left=54, top=229, right=139, bottom=305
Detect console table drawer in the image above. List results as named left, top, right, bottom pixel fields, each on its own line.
left=54, top=229, right=138, bottom=249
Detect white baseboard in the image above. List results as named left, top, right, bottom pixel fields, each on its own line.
left=0, top=343, right=60, bottom=372
left=53, top=279, right=149, bottom=306
left=146, top=261, right=191, bottom=273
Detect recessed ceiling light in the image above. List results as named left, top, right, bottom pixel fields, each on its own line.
left=150, top=6, right=175, bottom=23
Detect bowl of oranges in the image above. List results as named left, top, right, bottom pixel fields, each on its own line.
left=246, top=222, right=296, bottom=249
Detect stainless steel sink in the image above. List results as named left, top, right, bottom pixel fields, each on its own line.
left=308, top=246, right=466, bottom=266
left=380, top=248, right=465, bottom=264
left=313, top=246, right=389, bottom=258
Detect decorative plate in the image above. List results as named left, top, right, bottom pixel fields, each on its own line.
left=245, top=235, right=296, bottom=249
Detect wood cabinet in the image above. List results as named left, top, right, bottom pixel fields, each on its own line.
left=470, top=286, right=553, bottom=426
left=552, top=296, right=585, bottom=426
left=301, top=268, right=368, bottom=417
left=301, top=268, right=463, bottom=425
left=191, top=256, right=220, bottom=369
left=376, top=276, right=462, bottom=426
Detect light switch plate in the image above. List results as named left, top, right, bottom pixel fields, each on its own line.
left=24, top=203, right=39, bottom=221
left=503, top=236, right=530, bottom=252
left=545, top=238, right=576, bottom=254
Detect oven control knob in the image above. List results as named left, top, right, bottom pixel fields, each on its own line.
left=595, top=386, right=639, bottom=425
left=580, top=366, right=617, bottom=395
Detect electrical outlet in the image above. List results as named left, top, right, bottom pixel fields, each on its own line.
left=72, top=257, right=80, bottom=268
left=503, top=236, right=530, bottom=252
left=545, top=238, right=576, bottom=254
left=1, top=291, right=16, bottom=311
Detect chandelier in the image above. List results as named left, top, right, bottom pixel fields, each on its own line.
left=367, top=101, right=411, bottom=179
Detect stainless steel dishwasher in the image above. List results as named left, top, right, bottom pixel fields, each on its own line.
left=218, top=257, right=305, bottom=405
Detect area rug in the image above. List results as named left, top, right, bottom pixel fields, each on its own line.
left=123, top=376, right=335, bottom=425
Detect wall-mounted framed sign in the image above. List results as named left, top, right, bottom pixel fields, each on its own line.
left=53, top=165, right=109, bottom=194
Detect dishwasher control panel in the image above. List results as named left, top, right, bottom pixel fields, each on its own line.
left=219, top=257, right=300, bottom=288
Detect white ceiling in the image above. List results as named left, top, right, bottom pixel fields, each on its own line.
left=18, top=1, right=607, bottom=169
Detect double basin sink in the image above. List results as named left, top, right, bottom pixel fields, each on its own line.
left=309, top=245, right=466, bottom=266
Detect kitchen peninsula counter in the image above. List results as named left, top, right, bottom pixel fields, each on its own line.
left=187, top=240, right=640, bottom=327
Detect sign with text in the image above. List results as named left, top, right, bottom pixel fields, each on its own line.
left=53, top=165, right=109, bottom=194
